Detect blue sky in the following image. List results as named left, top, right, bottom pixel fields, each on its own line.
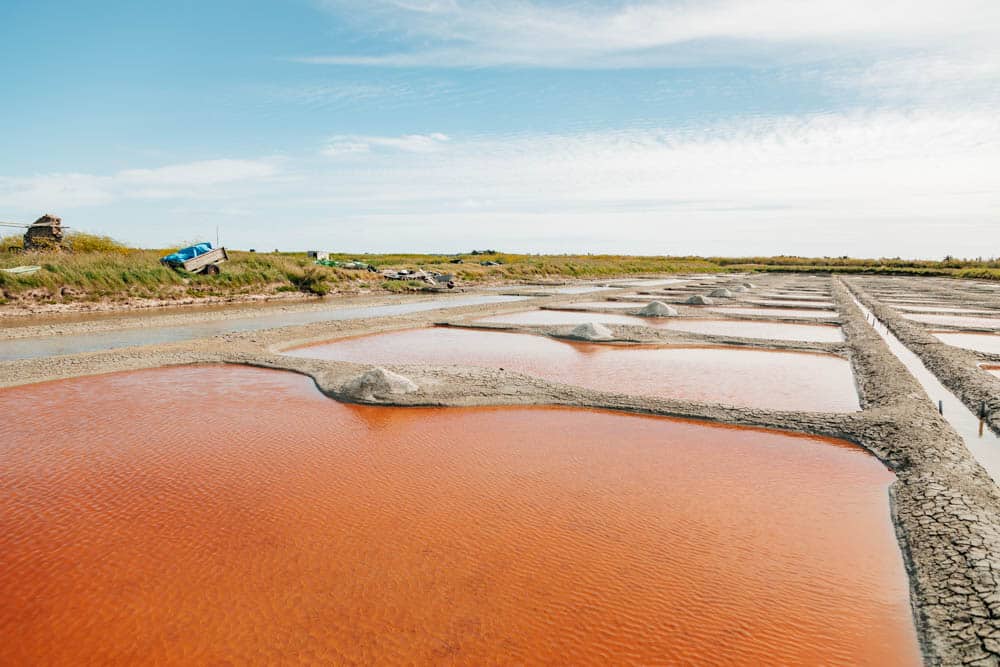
left=1, top=0, right=998, bottom=257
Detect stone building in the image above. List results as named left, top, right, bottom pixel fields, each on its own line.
left=23, top=214, right=64, bottom=250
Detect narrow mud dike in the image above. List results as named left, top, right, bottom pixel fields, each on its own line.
left=846, top=277, right=1000, bottom=437
left=3, top=275, right=999, bottom=664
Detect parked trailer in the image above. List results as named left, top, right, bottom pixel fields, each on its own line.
left=181, top=247, right=228, bottom=275
left=160, top=244, right=229, bottom=275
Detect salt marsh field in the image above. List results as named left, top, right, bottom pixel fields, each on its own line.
left=4, top=272, right=1000, bottom=665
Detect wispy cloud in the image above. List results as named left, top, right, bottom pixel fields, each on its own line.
left=321, top=133, right=450, bottom=156
left=304, top=0, right=1000, bottom=69
left=4, top=111, right=998, bottom=256
left=0, top=158, right=281, bottom=210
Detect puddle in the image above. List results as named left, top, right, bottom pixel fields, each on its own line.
left=904, top=313, right=1000, bottom=329
left=615, top=279, right=688, bottom=287
left=933, top=332, right=1000, bottom=355
left=561, top=301, right=646, bottom=309
left=748, top=300, right=835, bottom=309
left=0, top=365, right=918, bottom=664
left=662, top=319, right=844, bottom=342
left=488, top=285, right=614, bottom=294
left=475, top=310, right=651, bottom=326
left=545, top=285, right=616, bottom=294
left=982, top=365, right=1000, bottom=378
left=707, top=307, right=839, bottom=319
left=854, top=299, right=1000, bottom=484
left=289, top=328, right=860, bottom=412
left=0, top=295, right=529, bottom=361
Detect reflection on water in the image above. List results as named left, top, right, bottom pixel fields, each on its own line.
left=0, top=366, right=918, bottom=665
left=289, top=327, right=860, bottom=412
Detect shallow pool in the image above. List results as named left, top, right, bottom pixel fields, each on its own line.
left=289, top=328, right=860, bottom=411
left=0, top=295, right=530, bottom=361
left=707, top=307, right=839, bottom=319
left=663, top=319, right=844, bottom=342
left=0, top=366, right=918, bottom=665
left=747, top=300, right=835, bottom=309
left=934, top=331, right=1000, bottom=355
left=904, top=313, right=1000, bottom=329
left=560, top=300, right=646, bottom=309
left=898, top=305, right=999, bottom=314
left=475, top=309, right=651, bottom=326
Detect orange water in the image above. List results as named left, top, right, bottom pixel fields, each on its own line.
left=0, top=366, right=919, bottom=665
left=290, top=327, right=860, bottom=411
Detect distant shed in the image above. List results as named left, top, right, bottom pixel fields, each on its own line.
left=23, top=214, right=64, bottom=250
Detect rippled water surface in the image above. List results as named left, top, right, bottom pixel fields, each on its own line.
left=663, top=319, right=844, bottom=342
left=290, top=328, right=860, bottom=411
left=0, top=366, right=918, bottom=665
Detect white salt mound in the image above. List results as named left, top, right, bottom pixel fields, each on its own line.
left=686, top=295, right=714, bottom=305
left=569, top=322, right=615, bottom=341
left=638, top=301, right=678, bottom=317
left=709, top=288, right=734, bottom=298
left=341, top=367, right=418, bottom=401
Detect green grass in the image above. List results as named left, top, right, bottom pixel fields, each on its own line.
left=3, top=239, right=1000, bottom=305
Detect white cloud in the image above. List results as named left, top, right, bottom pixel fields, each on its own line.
left=3, top=112, right=998, bottom=257
left=0, top=158, right=280, bottom=212
left=306, top=0, right=1000, bottom=69
left=321, top=133, right=450, bottom=156
left=290, top=108, right=1000, bottom=256
left=0, top=173, right=116, bottom=210
left=118, top=159, right=279, bottom=187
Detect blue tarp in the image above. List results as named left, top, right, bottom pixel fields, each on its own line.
left=161, top=243, right=213, bottom=266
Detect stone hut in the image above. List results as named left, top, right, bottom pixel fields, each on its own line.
left=23, top=214, right=64, bottom=251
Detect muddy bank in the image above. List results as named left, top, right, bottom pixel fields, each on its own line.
left=846, top=278, right=1000, bottom=436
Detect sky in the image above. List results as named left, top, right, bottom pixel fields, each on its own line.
left=1, top=0, right=998, bottom=257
